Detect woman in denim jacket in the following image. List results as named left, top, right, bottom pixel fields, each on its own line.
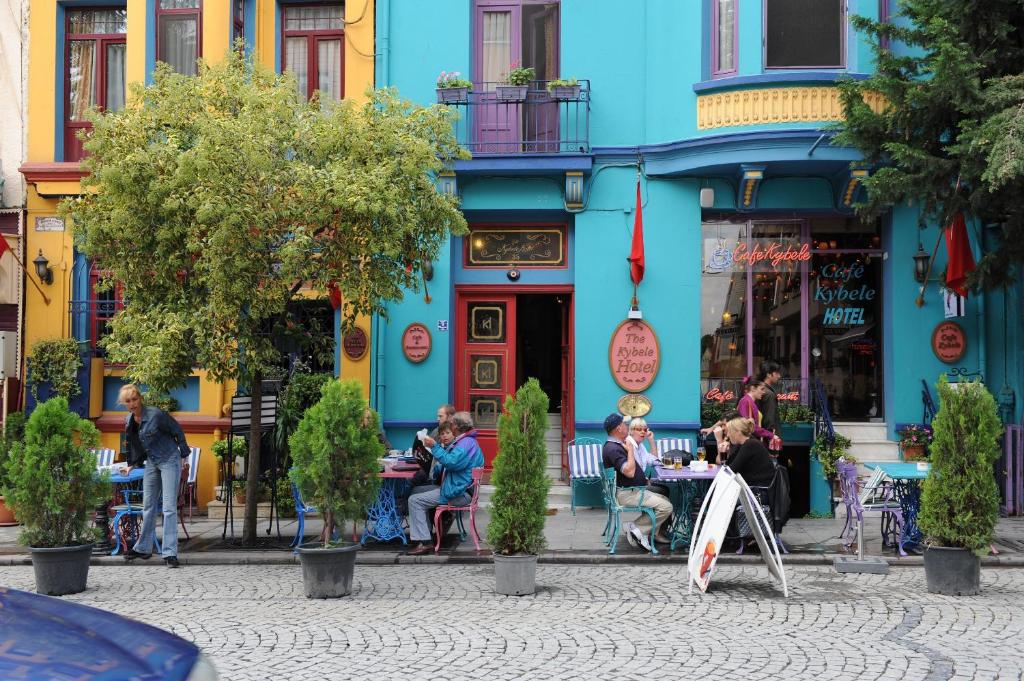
left=119, top=384, right=191, bottom=568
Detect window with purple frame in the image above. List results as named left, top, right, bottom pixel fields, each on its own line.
left=282, top=4, right=344, bottom=102
left=764, top=0, right=844, bottom=69
left=157, top=0, right=202, bottom=76
left=712, top=0, right=737, bottom=77
left=65, top=8, right=127, bottom=162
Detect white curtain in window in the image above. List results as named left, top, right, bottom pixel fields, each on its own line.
left=317, top=39, right=342, bottom=101
left=286, top=37, right=309, bottom=96
left=482, top=11, right=511, bottom=90
left=68, top=41, right=97, bottom=120
left=717, top=0, right=735, bottom=72
left=106, top=43, right=126, bottom=112
left=159, top=15, right=198, bottom=76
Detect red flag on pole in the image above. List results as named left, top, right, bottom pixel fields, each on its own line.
left=628, top=180, right=645, bottom=286
left=0, top=237, right=10, bottom=260
left=944, top=212, right=976, bottom=298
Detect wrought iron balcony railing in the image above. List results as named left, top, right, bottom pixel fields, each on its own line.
left=439, top=80, right=590, bottom=155
left=70, top=298, right=122, bottom=357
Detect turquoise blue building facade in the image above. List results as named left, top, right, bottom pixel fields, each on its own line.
left=370, top=0, right=1023, bottom=475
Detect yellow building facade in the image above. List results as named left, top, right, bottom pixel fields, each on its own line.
left=19, top=0, right=374, bottom=509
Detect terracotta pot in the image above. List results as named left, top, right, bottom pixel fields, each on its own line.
left=0, top=496, right=16, bottom=526
left=902, top=444, right=927, bottom=461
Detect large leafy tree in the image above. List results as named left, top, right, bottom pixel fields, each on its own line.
left=836, top=0, right=1024, bottom=287
left=63, top=51, right=468, bottom=543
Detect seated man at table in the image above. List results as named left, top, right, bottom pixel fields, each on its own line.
left=429, top=403, right=456, bottom=440
left=406, top=411, right=484, bottom=555
left=602, top=413, right=673, bottom=551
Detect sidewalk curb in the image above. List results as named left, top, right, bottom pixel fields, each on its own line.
left=0, top=551, right=1020, bottom=568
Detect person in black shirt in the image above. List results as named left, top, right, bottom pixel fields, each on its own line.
left=601, top=413, right=672, bottom=551
left=757, top=361, right=782, bottom=437
left=724, top=416, right=776, bottom=487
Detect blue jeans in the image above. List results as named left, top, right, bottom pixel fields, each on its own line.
left=408, top=485, right=470, bottom=542
left=134, top=455, right=181, bottom=558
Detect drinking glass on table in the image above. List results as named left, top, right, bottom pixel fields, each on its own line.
left=696, top=446, right=706, bottom=463
left=673, top=456, right=683, bottom=470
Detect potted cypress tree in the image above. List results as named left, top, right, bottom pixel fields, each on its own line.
left=289, top=379, right=383, bottom=598
left=918, top=378, right=1002, bottom=595
left=488, top=378, right=550, bottom=596
left=2, top=398, right=105, bottom=595
left=0, top=412, right=26, bottom=526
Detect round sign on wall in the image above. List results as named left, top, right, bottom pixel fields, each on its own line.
left=402, top=323, right=432, bottom=363
left=342, top=327, right=368, bottom=361
left=931, top=321, right=967, bottom=364
left=608, top=319, right=660, bottom=393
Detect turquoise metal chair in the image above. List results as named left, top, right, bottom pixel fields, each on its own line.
left=290, top=482, right=317, bottom=551
left=602, top=467, right=659, bottom=555
left=567, top=438, right=605, bottom=516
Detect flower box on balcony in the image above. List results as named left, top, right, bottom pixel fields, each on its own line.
left=547, top=79, right=581, bottom=101
left=550, top=85, right=580, bottom=101
left=495, top=84, right=528, bottom=102
left=437, top=86, right=470, bottom=104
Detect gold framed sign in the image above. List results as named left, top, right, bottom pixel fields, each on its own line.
left=465, top=226, right=567, bottom=268
left=617, top=394, right=652, bottom=418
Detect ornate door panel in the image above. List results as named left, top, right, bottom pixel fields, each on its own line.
left=456, top=294, right=517, bottom=468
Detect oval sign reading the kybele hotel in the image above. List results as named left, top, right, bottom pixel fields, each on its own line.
left=609, top=319, right=660, bottom=393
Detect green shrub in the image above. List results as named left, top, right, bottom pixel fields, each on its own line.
left=2, top=398, right=105, bottom=547
left=779, top=403, right=814, bottom=424
left=289, top=379, right=382, bottom=547
left=488, top=378, right=550, bottom=556
left=918, top=378, right=1002, bottom=553
left=274, top=371, right=334, bottom=466
left=0, top=412, right=26, bottom=490
left=28, top=338, right=83, bottom=401
left=812, top=432, right=853, bottom=478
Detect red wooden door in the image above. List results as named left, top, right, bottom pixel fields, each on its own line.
left=559, top=293, right=573, bottom=474
left=456, top=293, right=517, bottom=468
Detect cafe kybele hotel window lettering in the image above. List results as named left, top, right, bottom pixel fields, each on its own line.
left=701, top=217, right=884, bottom=422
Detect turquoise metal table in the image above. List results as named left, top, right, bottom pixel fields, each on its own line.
left=361, top=462, right=418, bottom=546
left=865, top=462, right=931, bottom=552
left=651, top=464, right=717, bottom=551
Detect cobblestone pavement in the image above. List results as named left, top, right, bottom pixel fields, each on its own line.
left=1, top=564, right=1023, bottom=681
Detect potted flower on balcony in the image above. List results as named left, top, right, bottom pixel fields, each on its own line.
left=547, top=77, right=581, bottom=101
left=918, top=378, right=1001, bottom=595
left=496, top=64, right=534, bottom=102
left=2, top=398, right=106, bottom=595
left=289, top=379, right=383, bottom=598
left=897, top=423, right=933, bottom=461
left=436, top=71, right=473, bottom=104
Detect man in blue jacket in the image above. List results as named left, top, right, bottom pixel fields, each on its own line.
left=407, top=411, right=484, bottom=555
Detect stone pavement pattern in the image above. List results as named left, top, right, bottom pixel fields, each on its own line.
left=2, top=564, right=1023, bottom=680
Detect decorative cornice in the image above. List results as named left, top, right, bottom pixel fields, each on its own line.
left=19, top=162, right=87, bottom=183
left=692, top=71, right=871, bottom=94
left=697, top=86, right=885, bottom=131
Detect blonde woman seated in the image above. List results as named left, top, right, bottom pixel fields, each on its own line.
left=724, top=416, right=775, bottom=487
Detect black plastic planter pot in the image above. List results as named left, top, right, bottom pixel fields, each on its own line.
left=29, top=543, right=94, bottom=596
left=923, top=545, right=981, bottom=596
left=297, top=543, right=359, bottom=598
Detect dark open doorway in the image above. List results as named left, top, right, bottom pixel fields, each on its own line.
left=515, top=294, right=565, bottom=411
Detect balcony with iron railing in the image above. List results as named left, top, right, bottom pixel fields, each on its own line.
left=439, top=80, right=590, bottom=156
left=70, top=298, right=121, bottom=357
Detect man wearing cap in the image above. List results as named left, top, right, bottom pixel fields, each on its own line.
left=602, top=412, right=673, bottom=551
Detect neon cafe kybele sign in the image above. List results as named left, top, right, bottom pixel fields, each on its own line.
left=706, top=239, right=811, bottom=273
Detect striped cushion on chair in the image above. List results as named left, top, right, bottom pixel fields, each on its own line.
left=655, top=438, right=692, bottom=457
left=92, top=448, right=116, bottom=469
left=187, top=447, right=201, bottom=484
left=568, top=443, right=604, bottom=479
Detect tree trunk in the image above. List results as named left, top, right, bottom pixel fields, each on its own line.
left=243, top=373, right=262, bottom=545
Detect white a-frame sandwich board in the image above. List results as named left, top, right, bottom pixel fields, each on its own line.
left=687, top=466, right=788, bottom=597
